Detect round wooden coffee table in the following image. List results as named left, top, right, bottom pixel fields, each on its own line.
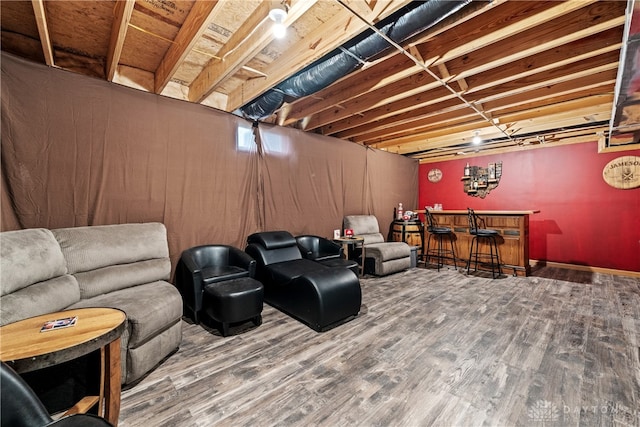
left=0, top=307, right=126, bottom=426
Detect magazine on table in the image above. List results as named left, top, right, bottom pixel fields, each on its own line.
left=40, top=316, right=78, bottom=332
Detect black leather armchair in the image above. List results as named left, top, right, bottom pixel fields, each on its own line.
left=175, top=245, right=256, bottom=323
left=245, top=231, right=361, bottom=332
left=296, top=235, right=359, bottom=275
left=295, top=235, right=343, bottom=261
left=0, top=362, right=113, bottom=427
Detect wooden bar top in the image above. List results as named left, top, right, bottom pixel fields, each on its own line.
left=418, top=210, right=540, bottom=215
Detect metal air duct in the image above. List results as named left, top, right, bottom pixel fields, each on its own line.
left=240, top=0, right=471, bottom=120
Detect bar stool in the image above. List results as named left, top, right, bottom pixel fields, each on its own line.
left=424, top=209, right=459, bottom=271
left=466, top=208, right=502, bottom=279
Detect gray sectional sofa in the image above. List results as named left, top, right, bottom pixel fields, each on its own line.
left=0, top=222, right=182, bottom=384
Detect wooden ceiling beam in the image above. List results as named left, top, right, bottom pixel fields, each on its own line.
left=302, top=1, right=622, bottom=133
left=483, top=80, right=616, bottom=117
left=331, top=95, right=463, bottom=138
left=188, top=1, right=273, bottom=103
left=106, top=0, right=135, bottom=82
left=466, top=54, right=619, bottom=103
left=372, top=95, right=613, bottom=147
left=290, top=2, right=586, bottom=126
left=154, top=0, right=221, bottom=94
left=224, top=0, right=412, bottom=112
left=413, top=130, right=606, bottom=163
left=359, top=91, right=614, bottom=145
left=421, top=0, right=600, bottom=68
left=375, top=97, right=612, bottom=153
left=443, top=16, right=624, bottom=84
left=31, top=0, right=54, bottom=66
left=321, top=50, right=619, bottom=139
left=283, top=0, right=533, bottom=124
left=189, top=0, right=319, bottom=104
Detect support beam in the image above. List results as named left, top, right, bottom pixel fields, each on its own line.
left=154, top=0, right=221, bottom=94
left=31, top=0, right=54, bottom=66
left=189, top=0, right=318, bottom=104
left=106, top=0, right=135, bottom=81
left=225, top=0, right=412, bottom=112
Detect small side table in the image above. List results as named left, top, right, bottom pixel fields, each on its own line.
left=0, top=308, right=126, bottom=426
left=333, top=236, right=365, bottom=276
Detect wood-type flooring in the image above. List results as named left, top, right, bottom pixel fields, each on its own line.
left=119, top=266, right=640, bottom=426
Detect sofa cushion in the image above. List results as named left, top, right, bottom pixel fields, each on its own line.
left=0, top=275, right=80, bottom=326
left=366, top=242, right=411, bottom=261
left=375, top=257, right=412, bottom=276
left=343, top=215, right=381, bottom=235
left=343, top=215, right=385, bottom=244
left=68, top=280, right=182, bottom=348
left=0, top=228, right=68, bottom=295
left=52, top=223, right=169, bottom=274
left=126, top=321, right=182, bottom=384
left=361, top=233, right=385, bottom=245
left=73, top=259, right=171, bottom=299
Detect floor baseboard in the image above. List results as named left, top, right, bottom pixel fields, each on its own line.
left=530, top=259, right=640, bottom=278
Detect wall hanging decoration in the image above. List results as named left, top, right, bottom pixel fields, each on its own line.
left=602, top=156, right=640, bottom=189
left=427, top=168, right=442, bottom=183
left=461, top=161, right=502, bottom=198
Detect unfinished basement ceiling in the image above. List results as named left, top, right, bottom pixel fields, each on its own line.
left=1, top=0, right=638, bottom=162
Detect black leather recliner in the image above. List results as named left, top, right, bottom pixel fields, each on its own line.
left=0, top=362, right=113, bottom=427
left=245, top=231, right=362, bottom=332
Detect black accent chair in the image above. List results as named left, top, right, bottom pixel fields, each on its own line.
left=424, top=209, right=459, bottom=271
left=245, top=231, right=362, bottom=332
left=295, top=235, right=359, bottom=276
left=467, top=208, right=503, bottom=279
left=0, top=362, right=113, bottom=427
left=175, top=245, right=263, bottom=335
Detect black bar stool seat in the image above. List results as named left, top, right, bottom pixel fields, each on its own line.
left=424, top=209, right=458, bottom=271
left=466, top=208, right=502, bottom=279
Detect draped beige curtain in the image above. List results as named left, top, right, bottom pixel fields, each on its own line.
left=1, top=53, right=418, bottom=273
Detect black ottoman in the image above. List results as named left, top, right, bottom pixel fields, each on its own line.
left=203, top=277, right=264, bottom=337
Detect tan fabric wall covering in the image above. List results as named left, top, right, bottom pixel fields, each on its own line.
left=1, top=53, right=418, bottom=274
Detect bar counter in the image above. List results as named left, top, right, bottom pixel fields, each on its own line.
left=423, top=210, right=539, bottom=276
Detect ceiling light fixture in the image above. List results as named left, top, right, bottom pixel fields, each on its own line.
left=472, top=131, right=482, bottom=145
left=269, top=5, right=288, bottom=39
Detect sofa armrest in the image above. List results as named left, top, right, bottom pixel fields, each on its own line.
left=175, top=256, right=204, bottom=316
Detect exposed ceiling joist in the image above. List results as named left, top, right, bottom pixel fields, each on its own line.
left=107, top=0, right=135, bottom=81
left=30, top=0, right=53, bottom=66
left=2, top=0, right=636, bottom=161
left=225, top=0, right=413, bottom=113
left=154, top=0, right=221, bottom=94
left=189, top=0, right=318, bottom=103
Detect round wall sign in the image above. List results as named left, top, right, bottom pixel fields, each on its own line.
left=428, top=168, right=443, bottom=183
left=602, top=155, right=640, bottom=189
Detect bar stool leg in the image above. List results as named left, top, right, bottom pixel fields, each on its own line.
left=448, top=235, right=458, bottom=270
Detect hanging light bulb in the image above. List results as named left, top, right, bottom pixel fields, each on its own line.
left=269, top=5, right=287, bottom=39
left=472, top=131, right=481, bottom=145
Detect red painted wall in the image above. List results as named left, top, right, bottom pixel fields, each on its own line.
left=418, top=142, right=640, bottom=273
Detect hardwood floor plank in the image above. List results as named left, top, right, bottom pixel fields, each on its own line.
left=119, top=267, right=640, bottom=426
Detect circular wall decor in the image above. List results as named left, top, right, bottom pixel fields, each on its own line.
left=428, top=168, right=443, bottom=183
left=602, top=155, right=640, bottom=189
